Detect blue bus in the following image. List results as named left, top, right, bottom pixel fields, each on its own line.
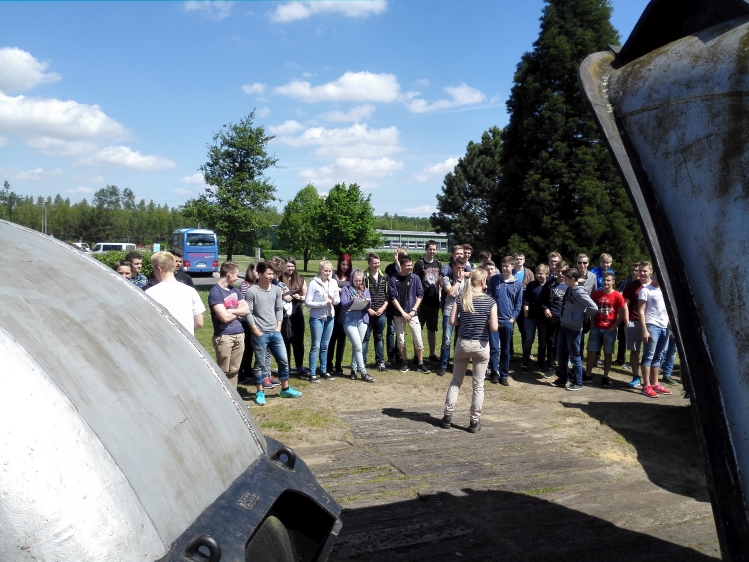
left=168, top=228, right=219, bottom=275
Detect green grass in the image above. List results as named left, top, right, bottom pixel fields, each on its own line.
left=520, top=486, right=567, bottom=496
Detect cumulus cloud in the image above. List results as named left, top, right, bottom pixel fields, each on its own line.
left=269, top=0, right=386, bottom=22
left=276, top=123, right=400, bottom=158
left=300, top=156, right=402, bottom=189
left=403, top=205, right=435, bottom=216
left=180, top=172, right=206, bottom=184
left=268, top=120, right=305, bottom=135
left=0, top=166, right=63, bottom=181
left=318, top=104, right=375, bottom=123
left=274, top=71, right=401, bottom=103
left=184, top=1, right=233, bottom=21
left=413, top=157, right=459, bottom=182
left=241, top=82, right=266, bottom=95
left=406, top=83, right=486, bottom=113
left=70, top=172, right=104, bottom=184
left=0, top=93, right=128, bottom=143
left=255, top=107, right=270, bottom=118
left=80, top=146, right=176, bottom=170
left=0, top=47, right=61, bottom=94
left=65, top=187, right=93, bottom=195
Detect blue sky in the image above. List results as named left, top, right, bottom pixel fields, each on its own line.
left=0, top=0, right=650, bottom=216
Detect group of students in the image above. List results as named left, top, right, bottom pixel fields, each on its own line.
left=111, top=243, right=679, bottom=422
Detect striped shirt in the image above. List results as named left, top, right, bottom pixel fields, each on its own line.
left=456, top=293, right=495, bottom=341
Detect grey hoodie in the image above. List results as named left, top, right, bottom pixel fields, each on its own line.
left=560, top=285, right=598, bottom=331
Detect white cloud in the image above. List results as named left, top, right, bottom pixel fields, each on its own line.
left=274, top=71, right=401, bottom=103
left=413, top=157, right=459, bottom=182
left=0, top=93, right=128, bottom=142
left=406, top=83, right=486, bottom=113
left=70, top=172, right=104, bottom=184
left=277, top=123, right=400, bottom=158
left=414, top=78, right=430, bottom=87
left=241, top=82, right=266, bottom=95
left=403, top=205, right=435, bottom=216
left=255, top=107, right=270, bottom=118
left=184, top=1, right=233, bottom=21
left=65, top=186, right=93, bottom=195
left=26, top=137, right=99, bottom=156
left=318, top=104, right=375, bottom=123
left=80, top=146, right=176, bottom=170
left=300, top=156, right=402, bottom=189
left=180, top=172, right=206, bottom=184
left=268, top=120, right=305, bottom=135
left=0, top=166, right=63, bottom=181
left=0, top=47, right=61, bottom=94
left=269, top=0, right=386, bottom=22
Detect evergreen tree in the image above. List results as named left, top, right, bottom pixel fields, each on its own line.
left=430, top=126, right=501, bottom=249
left=490, top=0, right=646, bottom=267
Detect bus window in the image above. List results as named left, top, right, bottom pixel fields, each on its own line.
left=186, top=233, right=216, bottom=247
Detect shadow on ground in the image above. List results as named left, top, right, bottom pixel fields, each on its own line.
left=330, top=488, right=717, bottom=561
left=565, top=401, right=709, bottom=502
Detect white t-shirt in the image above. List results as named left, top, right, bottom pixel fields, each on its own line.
left=146, top=280, right=206, bottom=335
left=638, top=284, right=668, bottom=328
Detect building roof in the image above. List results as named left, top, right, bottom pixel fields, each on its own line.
left=376, top=229, right=447, bottom=236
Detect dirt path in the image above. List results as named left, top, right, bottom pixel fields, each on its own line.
left=241, top=363, right=721, bottom=560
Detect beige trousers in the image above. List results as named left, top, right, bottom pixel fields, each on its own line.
left=394, top=314, right=424, bottom=351
left=444, top=338, right=490, bottom=423
left=212, top=332, right=245, bottom=388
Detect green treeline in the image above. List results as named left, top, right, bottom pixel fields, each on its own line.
left=1, top=181, right=431, bottom=246
left=0, top=183, right=187, bottom=244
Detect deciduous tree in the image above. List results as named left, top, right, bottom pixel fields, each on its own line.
left=183, top=111, right=278, bottom=261
left=278, top=184, right=325, bottom=270
left=317, top=183, right=380, bottom=257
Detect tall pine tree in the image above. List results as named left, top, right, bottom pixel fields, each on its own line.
left=430, top=127, right=501, bottom=249
left=490, top=0, right=646, bottom=267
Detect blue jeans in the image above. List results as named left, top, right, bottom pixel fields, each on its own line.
left=641, top=325, right=669, bottom=367
left=251, top=331, right=290, bottom=385
left=489, top=330, right=500, bottom=374
left=557, top=326, right=583, bottom=385
left=440, top=313, right=455, bottom=369
left=386, top=314, right=400, bottom=361
left=344, top=314, right=369, bottom=373
left=587, top=326, right=617, bottom=355
left=660, top=334, right=678, bottom=377
left=522, top=316, right=548, bottom=368
left=309, top=316, right=335, bottom=375
left=498, top=319, right=514, bottom=379
left=363, top=312, right=386, bottom=365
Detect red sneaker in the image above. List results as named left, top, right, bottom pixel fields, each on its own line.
left=641, top=385, right=658, bottom=398
left=653, top=384, right=672, bottom=395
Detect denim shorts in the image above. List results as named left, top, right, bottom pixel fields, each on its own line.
left=587, top=326, right=617, bottom=355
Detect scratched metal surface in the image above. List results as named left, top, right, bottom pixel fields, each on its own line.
left=0, top=220, right=266, bottom=557
left=607, top=16, right=749, bottom=503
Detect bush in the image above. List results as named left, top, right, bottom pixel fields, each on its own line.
left=92, top=251, right=154, bottom=278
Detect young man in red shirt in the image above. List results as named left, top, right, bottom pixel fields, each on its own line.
left=585, top=272, right=626, bottom=387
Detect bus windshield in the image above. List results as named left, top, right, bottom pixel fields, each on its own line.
left=186, top=233, right=216, bottom=247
